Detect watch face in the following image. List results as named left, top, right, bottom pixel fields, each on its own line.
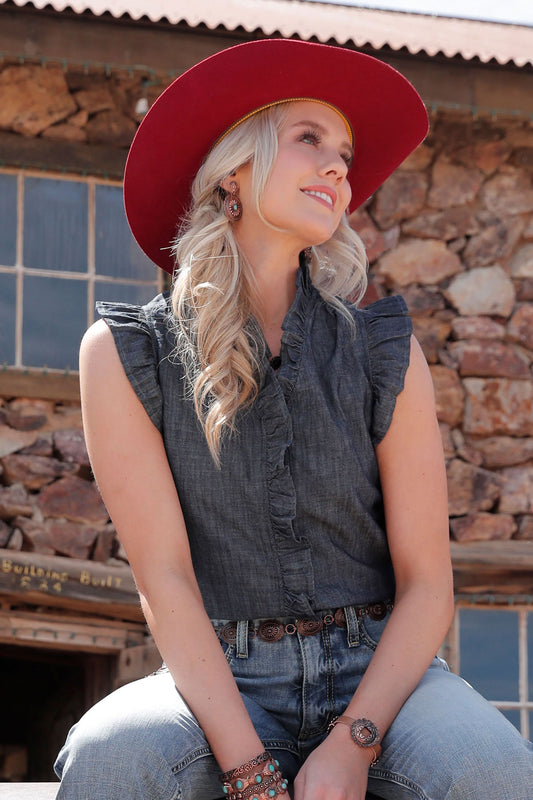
left=350, top=718, right=380, bottom=747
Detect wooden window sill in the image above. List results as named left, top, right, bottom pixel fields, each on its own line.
left=0, top=368, right=80, bottom=403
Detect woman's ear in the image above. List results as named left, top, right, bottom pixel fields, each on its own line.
left=219, top=172, right=238, bottom=194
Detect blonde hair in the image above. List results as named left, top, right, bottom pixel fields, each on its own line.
left=171, top=104, right=368, bottom=465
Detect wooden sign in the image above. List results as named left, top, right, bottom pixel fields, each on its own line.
left=0, top=548, right=143, bottom=622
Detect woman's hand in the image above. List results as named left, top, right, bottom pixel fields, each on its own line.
left=293, top=726, right=372, bottom=800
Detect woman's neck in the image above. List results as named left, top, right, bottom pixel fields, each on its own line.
left=240, top=236, right=301, bottom=313
left=256, top=267, right=299, bottom=358
left=233, top=227, right=306, bottom=356
left=242, top=246, right=302, bottom=358
left=256, top=262, right=298, bottom=321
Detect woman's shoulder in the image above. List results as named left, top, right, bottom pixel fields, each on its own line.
left=351, top=293, right=410, bottom=324
left=96, top=291, right=172, bottom=333
left=349, top=294, right=413, bottom=445
left=88, top=292, right=172, bottom=431
left=95, top=291, right=175, bottom=360
left=335, top=292, right=412, bottom=347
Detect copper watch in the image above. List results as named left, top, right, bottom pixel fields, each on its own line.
left=331, top=715, right=380, bottom=747
left=328, top=715, right=382, bottom=765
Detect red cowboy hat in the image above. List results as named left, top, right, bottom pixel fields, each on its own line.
left=124, top=39, right=428, bottom=273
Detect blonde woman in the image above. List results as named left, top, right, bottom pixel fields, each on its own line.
left=55, top=39, right=533, bottom=800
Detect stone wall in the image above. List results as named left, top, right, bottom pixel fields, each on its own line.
left=354, top=113, right=533, bottom=544
left=0, top=398, right=125, bottom=563
left=0, top=62, right=532, bottom=557
left=0, top=63, right=163, bottom=145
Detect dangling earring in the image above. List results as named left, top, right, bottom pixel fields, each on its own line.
left=223, top=181, right=243, bottom=222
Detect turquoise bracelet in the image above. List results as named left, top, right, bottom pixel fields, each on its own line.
left=220, top=750, right=288, bottom=800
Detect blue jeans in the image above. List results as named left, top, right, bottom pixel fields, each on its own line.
left=55, top=608, right=533, bottom=799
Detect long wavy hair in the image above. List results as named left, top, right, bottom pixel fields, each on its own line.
left=171, top=103, right=368, bottom=465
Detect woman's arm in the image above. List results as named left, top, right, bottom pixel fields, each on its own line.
left=294, top=335, right=454, bottom=800
left=79, top=320, right=264, bottom=770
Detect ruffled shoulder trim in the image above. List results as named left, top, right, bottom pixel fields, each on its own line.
left=96, top=294, right=169, bottom=431
left=360, top=294, right=413, bottom=445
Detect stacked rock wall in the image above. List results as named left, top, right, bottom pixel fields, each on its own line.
left=0, top=63, right=164, bottom=145
left=0, top=399, right=122, bottom=562
left=355, top=113, right=533, bottom=544
left=0, top=63, right=532, bottom=556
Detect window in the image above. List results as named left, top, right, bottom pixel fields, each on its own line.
left=0, top=170, right=163, bottom=371
left=449, top=600, right=532, bottom=739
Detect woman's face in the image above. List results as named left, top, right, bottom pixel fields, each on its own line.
left=229, top=100, right=353, bottom=251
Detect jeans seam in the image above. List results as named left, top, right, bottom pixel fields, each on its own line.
left=370, top=767, right=431, bottom=800
left=322, top=626, right=335, bottom=721
left=357, top=619, right=379, bottom=651
left=171, top=742, right=299, bottom=778
left=263, top=740, right=300, bottom=756
left=171, top=745, right=213, bottom=775
left=298, top=632, right=309, bottom=744
left=170, top=785, right=182, bottom=800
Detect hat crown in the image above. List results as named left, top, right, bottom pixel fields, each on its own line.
left=124, top=38, right=428, bottom=273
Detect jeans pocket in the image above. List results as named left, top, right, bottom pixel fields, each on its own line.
left=358, top=614, right=390, bottom=650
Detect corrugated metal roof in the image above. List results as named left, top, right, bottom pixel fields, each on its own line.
left=5, top=0, right=533, bottom=68
left=305, top=0, right=533, bottom=28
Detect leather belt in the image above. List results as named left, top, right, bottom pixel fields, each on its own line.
left=216, top=602, right=393, bottom=644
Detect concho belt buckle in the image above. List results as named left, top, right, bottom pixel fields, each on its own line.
left=219, top=622, right=237, bottom=644
left=257, top=620, right=284, bottom=642
left=334, top=608, right=346, bottom=627
left=368, top=602, right=387, bottom=621
left=296, top=618, right=323, bottom=636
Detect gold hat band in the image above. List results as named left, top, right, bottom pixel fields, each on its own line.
left=212, top=97, right=354, bottom=152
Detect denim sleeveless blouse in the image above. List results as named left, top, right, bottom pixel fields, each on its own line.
left=97, top=266, right=412, bottom=619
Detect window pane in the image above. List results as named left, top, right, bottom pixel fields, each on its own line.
left=24, top=177, right=87, bottom=272
left=0, top=174, right=17, bottom=266
left=95, top=282, right=158, bottom=306
left=0, top=273, right=17, bottom=364
left=459, top=609, right=519, bottom=701
left=500, top=708, right=521, bottom=731
left=22, top=276, right=87, bottom=369
left=95, top=184, right=156, bottom=280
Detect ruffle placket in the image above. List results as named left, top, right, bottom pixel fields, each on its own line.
left=254, top=266, right=317, bottom=616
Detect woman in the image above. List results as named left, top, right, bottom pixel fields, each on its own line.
left=55, top=40, right=533, bottom=800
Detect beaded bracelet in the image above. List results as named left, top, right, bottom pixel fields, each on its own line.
left=220, top=750, right=288, bottom=800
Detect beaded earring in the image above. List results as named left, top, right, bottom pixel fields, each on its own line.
left=223, top=180, right=243, bottom=221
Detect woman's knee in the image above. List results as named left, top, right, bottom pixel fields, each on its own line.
left=55, top=712, right=167, bottom=790
left=381, top=661, right=533, bottom=799
left=445, top=732, right=533, bottom=800
left=54, top=672, right=207, bottom=799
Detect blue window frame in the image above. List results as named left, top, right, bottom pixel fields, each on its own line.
left=0, top=170, right=162, bottom=371
left=454, top=601, right=532, bottom=739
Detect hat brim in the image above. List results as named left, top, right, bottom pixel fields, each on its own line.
left=124, top=39, right=429, bottom=273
